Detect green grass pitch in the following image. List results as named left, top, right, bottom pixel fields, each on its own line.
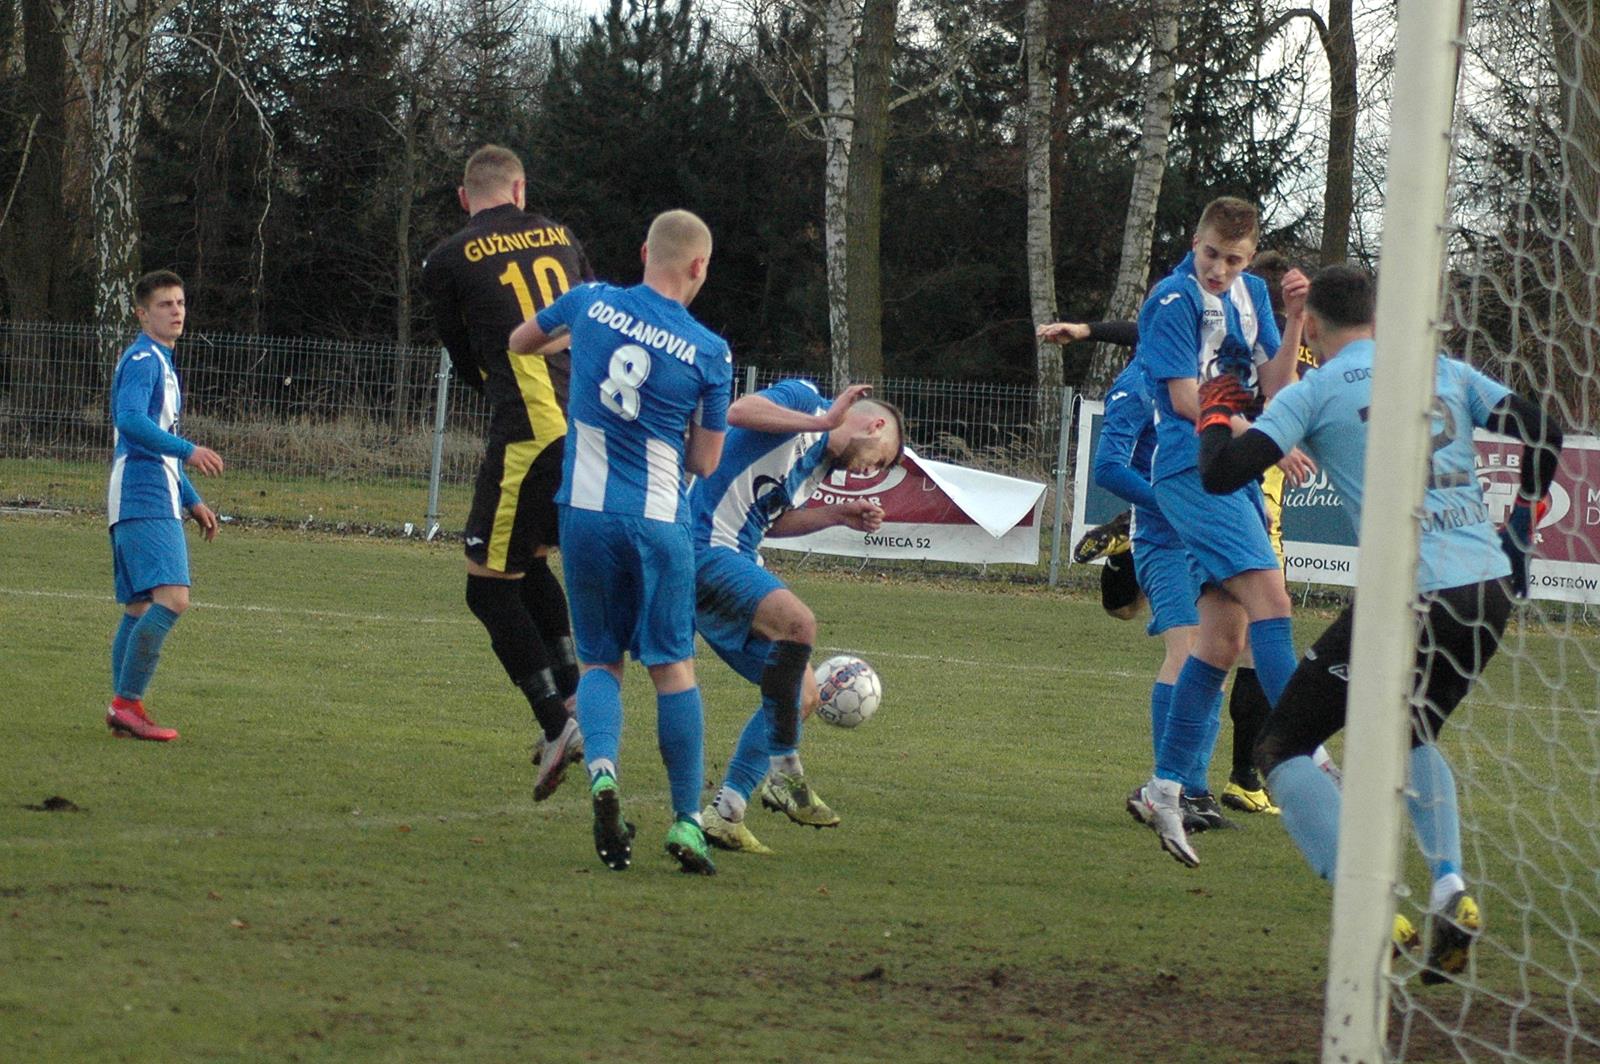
left=1, top=512, right=1592, bottom=1062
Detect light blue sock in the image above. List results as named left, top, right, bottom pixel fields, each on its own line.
left=724, top=707, right=770, bottom=800
left=1247, top=617, right=1297, bottom=707
left=115, top=603, right=181, bottom=700
left=1158, top=658, right=1227, bottom=784
left=110, top=612, right=139, bottom=693
left=1150, top=683, right=1173, bottom=764
left=656, top=687, right=705, bottom=818
left=1268, top=756, right=1343, bottom=879
left=576, top=670, right=624, bottom=775
left=1187, top=687, right=1226, bottom=795
left=1406, top=743, right=1463, bottom=881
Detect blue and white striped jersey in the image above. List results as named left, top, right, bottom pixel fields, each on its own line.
left=537, top=282, right=733, bottom=523
left=689, top=379, right=831, bottom=557
left=1138, top=252, right=1282, bottom=480
left=1253, top=340, right=1513, bottom=593
left=107, top=333, right=200, bottom=526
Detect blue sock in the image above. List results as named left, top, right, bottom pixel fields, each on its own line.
left=1406, top=743, right=1463, bottom=881
left=576, top=670, right=624, bottom=775
left=656, top=687, right=705, bottom=818
left=1157, top=658, right=1227, bottom=784
left=1150, top=683, right=1173, bottom=764
left=724, top=707, right=770, bottom=800
left=1186, top=687, right=1226, bottom=795
left=1268, top=756, right=1343, bottom=879
left=1247, top=617, right=1297, bottom=706
left=115, top=604, right=181, bottom=700
left=110, top=612, right=139, bottom=693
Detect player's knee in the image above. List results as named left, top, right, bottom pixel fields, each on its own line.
left=152, top=585, right=190, bottom=614
left=775, top=602, right=816, bottom=645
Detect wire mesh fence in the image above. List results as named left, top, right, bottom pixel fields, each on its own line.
left=0, top=322, right=1076, bottom=552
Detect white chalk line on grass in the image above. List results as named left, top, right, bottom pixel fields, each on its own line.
left=1, top=585, right=1122, bottom=679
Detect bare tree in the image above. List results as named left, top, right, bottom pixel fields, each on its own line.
left=48, top=0, right=182, bottom=335
left=1085, top=0, right=1178, bottom=396
left=1023, top=0, right=1058, bottom=400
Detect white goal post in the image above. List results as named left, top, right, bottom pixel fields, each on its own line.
left=1323, top=2, right=1471, bottom=1061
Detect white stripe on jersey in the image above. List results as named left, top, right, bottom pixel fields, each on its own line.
left=570, top=420, right=609, bottom=512
left=643, top=436, right=680, bottom=522
left=162, top=455, right=183, bottom=519
left=108, top=454, right=126, bottom=525
left=1195, top=275, right=1263, bottom=385
left=707, top=433, right=825, bottom=552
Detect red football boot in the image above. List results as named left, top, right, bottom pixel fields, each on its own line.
left=106, top=698, right=179, bottom=742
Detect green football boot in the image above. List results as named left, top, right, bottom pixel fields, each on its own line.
left=701, top=804, right=775, bottom=855
left=664, top=816, right=718, bottom=876
left=590, top=773, right=636, bottom=872
left=759, top=771, right=841, bottom=828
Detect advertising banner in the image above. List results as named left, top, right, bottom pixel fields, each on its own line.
left=766, top=446, right=1046, bottom=564
left=1070, top=400, right=1600, bottom=604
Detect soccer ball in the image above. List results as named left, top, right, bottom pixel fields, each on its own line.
left=814, top=655, right=882, bottom=728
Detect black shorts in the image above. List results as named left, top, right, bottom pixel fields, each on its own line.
left=1255, top=579, right=1512, bottom=772
left=1100, top=551, right=1142, bottom=614
left=463, top=434, right=565, bottom=572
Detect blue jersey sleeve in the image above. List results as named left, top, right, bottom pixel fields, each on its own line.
left=1094, top=379, right=1159, bottom=510
left=1138, top=291, right=1202, bottom=383
left=695, top=343, right=734, bottom=432
left=1457, top=360, right=1513, bottom=427
left=762, top=378, right=827, bottom=415
left=534, top=283, right=593, bottom=335
left=1252, top=374, right=1320, bottom=455
left=113, top=356, right=194, bottom=460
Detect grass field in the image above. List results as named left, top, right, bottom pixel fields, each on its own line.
left=2, top=511, right=1594, bottom=1063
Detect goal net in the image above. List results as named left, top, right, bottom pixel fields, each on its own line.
left=1345, top=2, right=1600, bottom=1060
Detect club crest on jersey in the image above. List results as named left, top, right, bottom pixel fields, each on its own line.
left=1160, top=293, right=1182, bottom=306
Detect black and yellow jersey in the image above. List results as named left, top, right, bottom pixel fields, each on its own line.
left=420, top=203, right=593, bottom=444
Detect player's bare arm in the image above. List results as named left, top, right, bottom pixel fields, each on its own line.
left=1259, top=268, right=1309, bottom=397
left=684, top=424, right=725, bottom=477
left=1167, top=377, right=1201, bottom=423
left=728, top=383, right=872, bottom=433
left=507, top=317, right=566, bottom=355
left=1036, top=321, right=1090, bottom=344
left=766, top=499, right=885, bottom=538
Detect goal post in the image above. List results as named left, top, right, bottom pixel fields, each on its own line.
left=1322, top=2, right=1471, bottom=1061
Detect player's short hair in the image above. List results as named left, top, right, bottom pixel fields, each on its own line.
left=645, top=210, right=713, bottom=267
left=134, top=269, right=184, bottom=307
left=857, top=397, right=907, bottom=469
left=1249, top=250, right=1291, bottom=316
left=1307, top=265, right=1376, bottom=329
left=1195, top=197, right=1260, bottom=243
left=462, top=145, right=524, bottom=199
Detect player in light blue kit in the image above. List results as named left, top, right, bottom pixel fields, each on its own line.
left=508, top=210, right=733, bottom=875
left=1130, top=197, right=1311, bottom=866
left=1197, top=265, right=1563, bottom=984
left=690, top=379, right=904, bottom=854
left=105, top=270, right=224, bottom=742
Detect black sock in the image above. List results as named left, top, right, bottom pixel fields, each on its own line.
left=519, top=558, right=579, bottom=699
left=1229, top=667, right=1270, bottom=791
left=760, top=640, right=812, bottom=749
left=465, top=574, right=568, bottom=740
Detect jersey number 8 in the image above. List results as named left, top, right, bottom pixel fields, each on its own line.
left=601, top=344, right=652, bottom=421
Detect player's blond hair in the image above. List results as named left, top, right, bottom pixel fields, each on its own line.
left=1195, top=196, right=1260, bottom=243
left=463, top=145, right=524, bottom=199
left=645, top=210, right=713, bottom=268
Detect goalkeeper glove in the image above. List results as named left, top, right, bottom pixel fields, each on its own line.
left=1498, top=496, right=1550, bottom=599
left=1196, top=374, right=1254, bottom=434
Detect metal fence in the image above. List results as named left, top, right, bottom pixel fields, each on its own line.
left=0, top=320, right=1079, bottom=573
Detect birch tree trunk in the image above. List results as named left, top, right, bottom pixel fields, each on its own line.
left=50, top=0, right=180, bottom=337
left=843, top=0, right=893, bottom=381
left=1086, top=0, right=1179, bottom=395
left=1023, top=0, right=1059, bottom=409
left=822, top=0, right=857, bottom=387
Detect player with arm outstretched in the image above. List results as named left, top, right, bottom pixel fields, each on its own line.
left=690, top=380, right=905, bottom=854
left=1196, top=264, right=1564, bottom=982
left=104, top=271, right=223, bottom=742
left=1130, top=196, right=1308, bottom=867
left=508, top=210, right=733, bottom=876
left=419, top=145, right=595, bottom=796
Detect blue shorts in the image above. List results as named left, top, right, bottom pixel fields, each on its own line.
left=695, top=547, right=786, bottom=684
left=558, top=506, right=697, bottom=667
left=1153, top=471, right=1278, bottom=587
left=110, top=518, right=190, bottom=605
left=1132, top=539, right=1201, bottom=636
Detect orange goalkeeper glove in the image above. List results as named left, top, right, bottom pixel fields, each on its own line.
left=1196, top=374, right=1254, bottom=434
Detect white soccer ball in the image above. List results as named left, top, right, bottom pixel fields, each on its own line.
left=814, top=655, right=882, bottom=728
